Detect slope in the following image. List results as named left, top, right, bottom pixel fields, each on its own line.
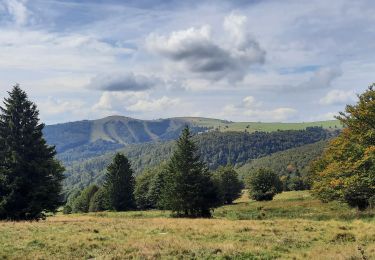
left=62, top=127, right=335, bottom=193
left=236, top=140, right=329, bottom=179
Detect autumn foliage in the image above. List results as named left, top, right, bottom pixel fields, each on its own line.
left=311, top=84, right=375, bottom=210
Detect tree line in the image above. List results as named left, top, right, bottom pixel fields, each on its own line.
left=65, top=127, right=243, bottom=217
left=62, top=124, right=334, bottom=194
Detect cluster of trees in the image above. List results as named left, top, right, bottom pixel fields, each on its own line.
left=310, top=85, right=375, bottom=210
left=64, top=153, right=136, bottom=213
left=66, top=127, right=244, bottom=217
left=0, top=86, right=64, bottom=220
left=62, top=126, right=333, bottom=194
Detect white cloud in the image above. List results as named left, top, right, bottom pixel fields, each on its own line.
left=38, top=97, right=86, bottom=116
left=146, top=14, right=265, bottom=81
left=242, top=96, right=262, bottom=108
left=319, top=89, right=356, bottom=105
left=1, top=0, right=374, bottom=124
left=37, top=97, right=92, bottom=123
left=3, top=0, right=29, bottom=26
left=92, top=91, right=180, bottom=114
left=128, top=96, right=180, bottom=112
left=220, top=96, right=296, bottom=122
left=0, top=29, right=132, bottom=71
left=93, top=91, right=148, bottom=111
left=309, top=112, right=338, bottom=121
left=244, top=107, right=297, bottom=122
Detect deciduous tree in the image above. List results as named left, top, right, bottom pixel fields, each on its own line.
left=311, top=84, right=375, bottom=210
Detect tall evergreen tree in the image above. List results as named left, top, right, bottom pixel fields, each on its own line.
left=104, top=153, right=135, bottom=211
left=161, top=126, right=218, bottom=217
left=0, top=85, right=64, bottom=220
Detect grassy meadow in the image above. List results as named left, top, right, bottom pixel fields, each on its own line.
left=0, top=191, right=374, bottom=260
left=184, top=117, right=342, bottom=133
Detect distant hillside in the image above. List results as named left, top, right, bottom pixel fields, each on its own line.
left=43, top=116, right=207, bottom=154
left=44, top=115, right=341, bottom=157
left=62, top=127, right=335, bottom=193
left=178, top=117, right=341, bottom=132
left=237, top=140, right=329, bottom=179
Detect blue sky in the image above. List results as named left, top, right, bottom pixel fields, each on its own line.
left=0, top=0, right=374, bottom=124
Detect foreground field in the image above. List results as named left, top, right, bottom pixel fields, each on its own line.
left=0, top=191, right=374, bottom=260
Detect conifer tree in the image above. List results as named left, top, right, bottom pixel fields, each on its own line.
left=0, top=85, right=64, bottom=220
left=161, top=126, right=218, bottom=217
left=104, top=153, right=135, bottom=211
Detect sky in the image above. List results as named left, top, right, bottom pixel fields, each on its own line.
left=0, top=0, right=374, bottom=124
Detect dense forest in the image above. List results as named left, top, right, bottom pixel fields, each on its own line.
left=237, top=140, right=328, bottom=179
left=63, top=127, right=336, bottom=194
left=44, top=116, right=208, bottom=156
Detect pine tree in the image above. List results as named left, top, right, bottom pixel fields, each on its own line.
left=104, top=153, right=135, bottom=211
left=161, top=126, right=218, bottom=217
left=0, top=85, right=65, bottom=220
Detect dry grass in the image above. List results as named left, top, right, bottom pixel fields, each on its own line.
left=0, top=191, right=374, bottom=259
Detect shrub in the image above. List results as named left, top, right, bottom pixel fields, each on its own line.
left=62, top=205, right=72, bottom=214
left=89, top=188, right=109, bottom=212
left=246, top=168, right=282, bottom=201
left=369, top=196, right=375, bottom=209
left=134, top=164, right=168, bottom=210
left=212, top=166, right=243, bottom=205
left=72, top=185, right=99, bottom=213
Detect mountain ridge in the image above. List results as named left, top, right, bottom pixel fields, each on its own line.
left=43, top=115, right=341, bottom=159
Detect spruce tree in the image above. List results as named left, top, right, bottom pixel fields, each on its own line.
left=161, top=126, right=218, bottom=217
left=104, top=153, right=135, bottom=211
left=0, top=85, right=64, bottom=220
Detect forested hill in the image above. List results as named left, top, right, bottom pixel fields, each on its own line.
left=237, top=140, right=328, bottom=179
left=43, top=116, right=207, bottom=154
left=63, top=127, right=337, bottom=193
left=43, top=115, right=341, bottom=158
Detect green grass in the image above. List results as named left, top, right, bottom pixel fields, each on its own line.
left=183, top=117, right=342, bottom=133
left=215, top=191, right=374, bottom=221
left=0, top=191, right=374, bottom=259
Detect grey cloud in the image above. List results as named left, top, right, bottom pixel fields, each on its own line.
left=298, top=67, right=342, bottom=90
left=88, top=72, right=158, bottom=91
left=146, top=17, right=265, bottom=81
